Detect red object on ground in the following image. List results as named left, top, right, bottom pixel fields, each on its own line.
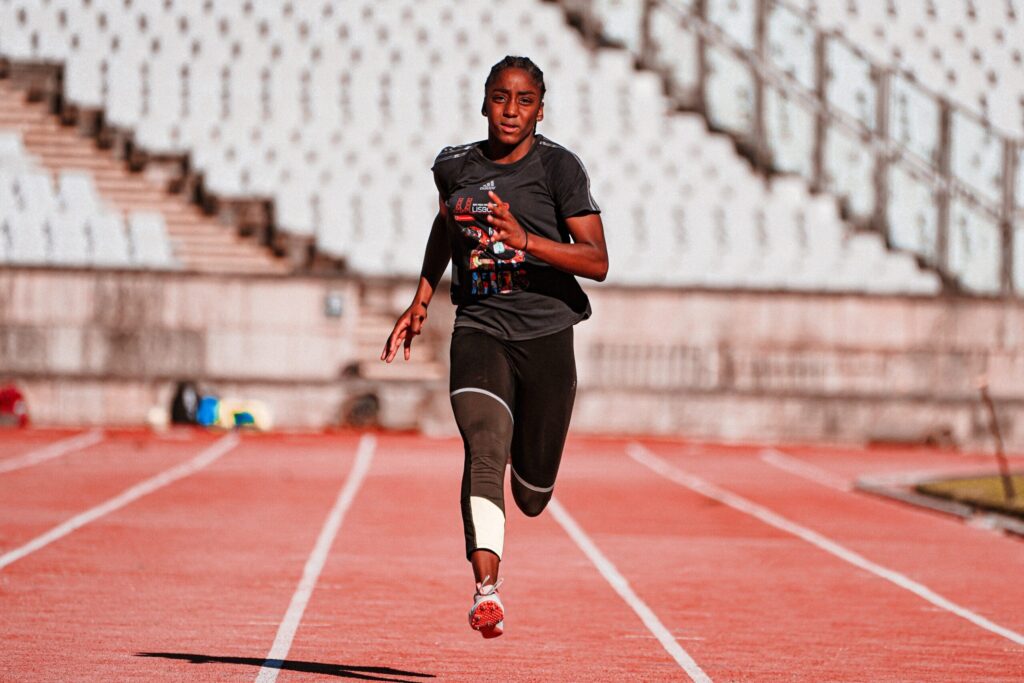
left=0, top=384, right=29, bottom=427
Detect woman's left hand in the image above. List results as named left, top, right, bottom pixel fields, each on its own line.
left=486, top=190, right=529, bottom=251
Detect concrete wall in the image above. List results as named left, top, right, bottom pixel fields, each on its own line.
left=0, top=268, right=363, bottom=427
left=572, top=287, right=1024, bottom=448
left=3, top=268, right=1024, bottom=449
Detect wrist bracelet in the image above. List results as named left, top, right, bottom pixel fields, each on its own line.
left=524, top=231, right=529, bottom=253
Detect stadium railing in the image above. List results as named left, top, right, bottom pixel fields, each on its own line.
left=570, top=0, right=1023, bottom=296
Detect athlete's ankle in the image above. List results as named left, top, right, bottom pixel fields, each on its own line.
left=470, top=548, right=500, bottom=586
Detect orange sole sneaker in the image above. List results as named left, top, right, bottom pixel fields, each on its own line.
left=469, top=599, right=504, bottom=638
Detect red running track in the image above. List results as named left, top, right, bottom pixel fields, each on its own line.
left=0, top=429, right=1021, bottom=682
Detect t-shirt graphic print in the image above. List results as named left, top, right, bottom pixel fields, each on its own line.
left=450, top=181, right=528, bottom=297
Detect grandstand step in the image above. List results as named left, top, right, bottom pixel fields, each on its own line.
left=18, top=137, right=99, bottom=151
left=166, top=224, right=270, bottom=239
left=94, top=191, right=182, bottom=206
left=164, top=217, right=243, bottom=232
left=24, top=147, right=114, bottom=161
left=171, top=234, right=264, bottom=249
left=0, top=116, right=57, bottom=128
left=356, top=359, right=446, bottom=382
left=175, top=259, right=282, bottom=272
left=2, top=76, right=290, bottom=275
left=175, top=248, right=281, bottom=262
left=174, top=248, right=283, bottom=264
left=184, top=260, right=290, bottom=275
left=170, top=242, right=250, bottom=255
left=165, top=231, right=246, bottom=246
left=164, top=217, right=231, bottom=227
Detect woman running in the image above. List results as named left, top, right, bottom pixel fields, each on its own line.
left=381, top=55, right=608, bottom=638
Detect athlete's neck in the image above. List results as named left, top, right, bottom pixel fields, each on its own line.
left=484, top=133, right=536, bottom=165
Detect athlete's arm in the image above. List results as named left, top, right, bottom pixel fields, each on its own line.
left=485, top=190, right=608, bottom=282
left=381, top=197, right=452, bottom=363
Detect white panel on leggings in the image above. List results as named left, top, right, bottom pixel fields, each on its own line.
left=470, top=496, right=505, bottom=559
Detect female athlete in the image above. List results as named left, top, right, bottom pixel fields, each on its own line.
left=381, top=55, right=608, bottom=638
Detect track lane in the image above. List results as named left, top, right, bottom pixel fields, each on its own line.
left=0, top=429, right=104, bottom=475
left=255, top=434, right=377, bottom=683
left=5, top=430, right=1020, bottom=681
left=0, top=433, right=239, bottom=570
left=551, top=436, right=1024, bottom=682
left=278, top=434, right=690, bottom=682
left=652, top=442, right=1024, bottom=631
left=0, top=432, right=363, bottom=682
left=0, top=428, right=102, bottom=463
left=0, top=430, right=226, bottom=552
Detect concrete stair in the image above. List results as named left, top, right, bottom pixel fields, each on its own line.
left=0, top=78, right=290, bottom=275
left=353, top=309, right=446, bottom=382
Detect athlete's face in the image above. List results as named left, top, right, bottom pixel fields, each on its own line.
left=482, top=68, right=544, bottom=148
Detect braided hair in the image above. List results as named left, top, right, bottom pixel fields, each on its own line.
left=484, top=55, right=546, bottom=101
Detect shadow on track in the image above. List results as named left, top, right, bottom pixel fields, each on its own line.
left=134, top=652, right=435, bottom=682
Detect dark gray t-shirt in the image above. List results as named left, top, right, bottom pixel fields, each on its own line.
left=432, top=135, right=601, bottom=341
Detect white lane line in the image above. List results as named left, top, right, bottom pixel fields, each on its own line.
left=255, top=434, right=377, bottom=683
left=627, top=443, right=1024, bottom=648
left=548, top=497, right=712, bottom=683
left=0, top=430, right=105, bottom=475
left=759, top=449, right=851, bottom=491
left=0, top=432, right=240, bottom=571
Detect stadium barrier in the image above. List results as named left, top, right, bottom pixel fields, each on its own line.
left=3, top=266, right=1023, bottom=450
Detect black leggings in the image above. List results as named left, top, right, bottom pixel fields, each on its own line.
left=449, top=325, right=577, bottom=560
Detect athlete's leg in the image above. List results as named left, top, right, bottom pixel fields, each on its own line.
left=449, top=328, right=516, bottom=575
left=509, top=326, right=576, bottom=517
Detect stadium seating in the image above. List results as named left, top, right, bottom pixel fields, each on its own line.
left=0, top=127, right=177, bottom=268
left=807, top=0, right=1024, bottom=138
left=589, top=0, right=1021, bottom=294
left=0, top=0, right=943, bottom=293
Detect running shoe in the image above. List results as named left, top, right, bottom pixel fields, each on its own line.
left=468, top=576, right=504, bottom=638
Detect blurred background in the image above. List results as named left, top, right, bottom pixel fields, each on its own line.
left=0, top=0, right=1022, bottom=449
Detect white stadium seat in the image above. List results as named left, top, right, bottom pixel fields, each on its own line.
left=0, top=130, right=26, bottom=158
left=89, top=212, right=132, bottom=267
left=14, top=170, right=59, bottom=223
left=7, top=213, right=49, bottom=264
left=58, top=170, right=100, bottom=215
left=0, top=0, right=34, bottom=60
left=49, top=212, right=91, bottom=266
left=0, top=168, right=17, bottom=208
left=128, top=212, right=176, bottom=268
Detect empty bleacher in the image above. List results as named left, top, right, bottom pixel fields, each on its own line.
left=0, top=0, right=945, bottom=293
left=588, top=0, right=1022, bottom=295
left=796, top=0, right=1024, bottom=138
left=0, top=77, right=287, bottom=272
left=0, top=118, right=172, bottom=268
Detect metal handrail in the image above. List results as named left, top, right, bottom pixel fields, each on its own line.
left=573, top=0, right=1023, bottom=294
left=669, top=4, right=997, bottom=214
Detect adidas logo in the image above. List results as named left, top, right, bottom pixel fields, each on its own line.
left=479, top=180, right=496, bottom=191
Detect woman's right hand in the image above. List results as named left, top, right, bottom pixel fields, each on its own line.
left=381, top=301, right=429, bottom=363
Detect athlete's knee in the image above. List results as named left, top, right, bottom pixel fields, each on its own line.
left=510, top=463, right=556, bottom=517
left=512, top=484, right=551, bottom=517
